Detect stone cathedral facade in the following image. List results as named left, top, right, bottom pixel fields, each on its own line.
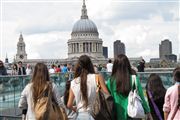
left=68, top=0, right=104, bottom=59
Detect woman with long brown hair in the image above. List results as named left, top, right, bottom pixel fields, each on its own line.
left=106, top=54, right=152, bottom=120
left=163, top=67, right=180, bottom=120
left=18, top=63, right=64, bottom=120
left=67, top=55, right=109, bottom=120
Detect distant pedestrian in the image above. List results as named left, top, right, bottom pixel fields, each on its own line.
left=26, top=64, right=32, bottom=75
left=106, top=59, right=113, bottom=73
left=55, top=65, right=61, bottom=73
left=49, top=64, right=55, bottom=74
left=137, top=59, right=145, bottom=72
left=0, top=60, right=7, bottom=75
left=18, top=61, right=26, bottom=75
left=62, top=64, right=68, bottom=73
left=11, top=63, right=18, bottom=75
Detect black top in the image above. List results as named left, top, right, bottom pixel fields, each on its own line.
left=18, top=67, right=26, bottom=75
left=0, top=67, right=8, bottom=75
left=147, top=95, right=165, bottom=120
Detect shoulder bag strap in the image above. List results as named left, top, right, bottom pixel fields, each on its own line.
left=95, top=74, right=101, bottom=92
left=147, top=91, right=163, bottom=120
left=131, top=75, right=137, bottom=91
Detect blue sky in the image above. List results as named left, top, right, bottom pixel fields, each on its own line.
left=0, top=0, right=179, bottom=62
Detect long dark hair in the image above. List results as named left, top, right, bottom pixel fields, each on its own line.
left=13, top=63, right=18, bottom=70
left=31, top=63, right=50, bottom=107
left=64, top=80, right=71, bottom=105
left=173, top=67, right=180, bottom=108
left=111, top=54, right=132, bottom=96
left=146, top=73, right=166, bottom=100
left=74, top=55, right=95, bottom=107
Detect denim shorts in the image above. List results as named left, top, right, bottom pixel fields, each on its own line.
left=76, top=112, right=94, bottom=120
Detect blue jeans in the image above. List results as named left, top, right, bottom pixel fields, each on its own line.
left=76, top=112, right=94, bottom=120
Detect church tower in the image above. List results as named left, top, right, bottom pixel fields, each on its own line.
left=16, top=33, right=27, bottom=62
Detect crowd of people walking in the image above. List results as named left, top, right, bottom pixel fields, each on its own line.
left=1, top=54, right=180, bottom=120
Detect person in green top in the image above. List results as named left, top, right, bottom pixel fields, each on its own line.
left=106, top=54, right=152, bottom=120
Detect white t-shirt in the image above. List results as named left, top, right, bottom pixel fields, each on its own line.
left=70, top=74, right=97, bottom=112
left=49, top=68, right=55, bottom=74
left=106, top=63, right=113, bottom=72
left=26, top=68, right=32, bottom=75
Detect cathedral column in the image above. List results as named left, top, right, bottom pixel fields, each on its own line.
left=73, top=43, right=74, bottom=53
left=77, top=43, right=79, bottom=53
left=93, top=43, right=95, bottom=52
left=70, top=44, right=72, bottom=53
left=83, top=43, right=85, bottom=52
left=90, top=42, right=92, bottom=52
left=79, top=43, right=83, bottom=52
left=88, top=43, right=90, bottom=52
left=68, top=44, right=70, bottom=53
left=74, top=43, right=76, bottom=53
left=87, top=43, right=89, bottom=52
left=85, top=43, right=88, bottom=52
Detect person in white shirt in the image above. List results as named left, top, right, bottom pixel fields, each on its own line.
left=106, top=59, right=113, bottom=73
left=49, top=64, right=55, bottom=74
left=67, top=55, right=109, bottom=120
left=26, top=64, right=32, bottom=75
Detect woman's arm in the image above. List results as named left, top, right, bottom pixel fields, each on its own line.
left=98, top=74, right=109, bottom=94
left=164, top=112, right=169, bottom=120
left=135, top=76, right=150, bottom=113
left=67, top=88, right=76, bottom=112
left=52, top=83, right=65, bottom=108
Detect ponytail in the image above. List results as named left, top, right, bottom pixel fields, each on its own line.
left=80, top=69, right=88, bottom=107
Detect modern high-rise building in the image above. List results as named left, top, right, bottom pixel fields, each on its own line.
left=103, top=46, right=108, bottom=58
left=159, top=39, right=172, bottom=59
left=114, top=40, right=125, bottom=58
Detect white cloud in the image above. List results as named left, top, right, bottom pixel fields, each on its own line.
left=1, top=0, right=179, bottom=62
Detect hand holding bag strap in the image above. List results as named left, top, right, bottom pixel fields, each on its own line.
left=147, top=91, right=163, bottom=120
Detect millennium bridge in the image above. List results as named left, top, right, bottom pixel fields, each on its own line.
left=0, top=70, right=173, bottom=120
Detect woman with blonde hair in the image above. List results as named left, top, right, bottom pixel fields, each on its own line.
left=18, top=62, right=64, bottom=120
left=67, top=55, right=109, bottom=120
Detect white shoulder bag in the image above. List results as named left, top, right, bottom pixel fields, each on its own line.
left=127, top=75, right=145, bottom=118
